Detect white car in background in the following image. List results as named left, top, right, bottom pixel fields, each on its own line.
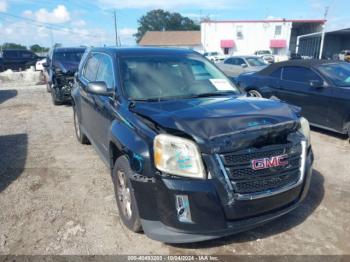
left=254, top=50, right=275, bottom=63
left=217, top=56, right=268, bottom=77
left=204, top=51, right=227, bottom=63
left=35, top=58, right=46, bottom=71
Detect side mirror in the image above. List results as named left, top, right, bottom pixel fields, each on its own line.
left=241, top=63, right=248, bottom=68
left=86, top=81, right=114, bottom=96
left=309, top=80, right=324, bottom=89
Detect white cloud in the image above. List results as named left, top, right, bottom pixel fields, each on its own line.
left=118, top=28, right=137, bottom=46
left=0, top=0, right=7, bottom=12
left=35, top=5, right=70, bottom=24
left=71, top=19, right=86, bottom=27
left=98, top=0, right=244, bottom=10
left=22, top=10, right=33, bottom=17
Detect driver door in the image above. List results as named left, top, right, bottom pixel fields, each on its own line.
left=278, top=66, right=331, bottom=127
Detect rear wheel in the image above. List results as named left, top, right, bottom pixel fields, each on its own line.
left=247, top=89, right=262, bottom=98
left=112, top=156, right=142, bottom=233
left=73, top=108, right=89, bottom=144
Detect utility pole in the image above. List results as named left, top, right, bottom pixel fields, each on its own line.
left=319, top=6, right=329, bottom=59
left=113, top=9, right=118, bottom=47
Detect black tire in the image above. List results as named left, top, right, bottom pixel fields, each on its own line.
left=73, top=108, right=90, bottom=145
left=247, top=89, right=262, bottom=98
left=51, top=87, right=63, bottom=105
left=112, top=156, right=142, bottom=233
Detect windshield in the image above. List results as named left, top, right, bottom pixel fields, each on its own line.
left=120, top=55, right=240, bottom=101
left=246, top=57, right=267, bottom=67
left=317, top=63, right=350, bottom=87
left=259, top=51, right=271, bottom=55
left=53, top=51, right=85, bottom=63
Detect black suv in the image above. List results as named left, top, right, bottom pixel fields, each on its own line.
left=0, top=49, right=40, bottom=72
left=72, top=47, right=313, bottom=243
left=45, top=47, right=86, bottom=105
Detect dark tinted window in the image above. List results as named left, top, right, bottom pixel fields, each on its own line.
left=224, top=58, right=233, bottom=64
left=236, top=58, right=246, bottom=65
left=96, top=54, right=114, bottom=90
left=83, top=54, right=99, bottom=81
left=20, top=51, right=35, bottom=58
left=270, top=68, right=282, bottom=79
left=3, top=50, right=18, bottom=58
left=227, top=58, right=245, bottom=66
left=282, top=66, right=322, bottom=83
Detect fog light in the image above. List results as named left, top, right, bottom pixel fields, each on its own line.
left=175, top=195, right=192, bottom=223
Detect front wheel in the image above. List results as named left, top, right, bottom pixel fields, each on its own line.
left=112, top=156, right=142, bottom=233
left=247, top=89, right=262, bottom=98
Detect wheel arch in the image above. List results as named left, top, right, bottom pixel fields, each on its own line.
left=109, top=121, right=153, bottom=177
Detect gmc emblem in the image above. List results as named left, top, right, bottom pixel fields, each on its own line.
left=251, top=154, right=288, bottom=171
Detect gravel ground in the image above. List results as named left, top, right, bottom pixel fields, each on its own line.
left=0, top=85, right=349, bottom=255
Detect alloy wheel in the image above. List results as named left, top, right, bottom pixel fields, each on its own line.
left=117, top=170, right=132, bottom=219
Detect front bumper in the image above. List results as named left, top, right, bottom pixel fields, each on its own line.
left=132, top=148, right=313, bottom=243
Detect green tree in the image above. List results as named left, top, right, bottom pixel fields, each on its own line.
left=1, top=42, right=27, bottom=50
left=134, top=9, right=200, bottom=43
left=30, top=44, right=49, bottom=53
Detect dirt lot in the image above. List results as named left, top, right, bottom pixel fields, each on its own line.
left=0, top=85, right=349, bottom=255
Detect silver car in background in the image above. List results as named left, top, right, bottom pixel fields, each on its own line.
left=217, top=56, right=268, bottom=77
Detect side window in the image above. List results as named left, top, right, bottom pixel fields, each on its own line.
left=236, top=58, right=246, bottom=65
left=96, top=54, right=114, bottom=90
left=282, top=66, right=322, bottom=83
left=4, top=51, right=18, bottom=58
left=83, top=54, right=99, bottom=81
left=224, top=58, right=233, bottom=64
left=21, top=51, right=34, bottom=59
left=270, top=68, right=282, bottom=79
left=230, top=58, right=238, bottom=65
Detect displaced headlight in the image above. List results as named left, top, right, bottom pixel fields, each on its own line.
left=154, top=134, right=205, bottom=179
left=299, top=117, right=311, bottom=147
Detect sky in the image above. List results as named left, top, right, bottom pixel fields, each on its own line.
left=0, top=0, right=348, bottom=48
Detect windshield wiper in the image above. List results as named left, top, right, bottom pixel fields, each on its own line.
left=188, top=91, right=237, bottom=98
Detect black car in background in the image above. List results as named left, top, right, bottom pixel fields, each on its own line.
left=71, top=47, right=313, bottom=243
left=0, top=49, right=41, bottom=72
left=45, top=47, right=86, bottom=105
left=237, top=60, right=350, bottom=137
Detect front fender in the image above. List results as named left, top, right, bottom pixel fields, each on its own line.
left=109, top=119, right=155, bottom=178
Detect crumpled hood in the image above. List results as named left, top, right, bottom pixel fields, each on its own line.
left=54, top=61, right=79, bottom=74
left=133, top=96, right=301, bottom=153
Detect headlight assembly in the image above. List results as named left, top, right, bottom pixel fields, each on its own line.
left=299, top=117, right=311, bottom=147
left=154, top=134, right=205, bottom=179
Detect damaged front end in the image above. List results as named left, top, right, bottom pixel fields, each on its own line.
left=130, top=98, right=313, bottom=243
left=202, top=120, right=311, bottom=220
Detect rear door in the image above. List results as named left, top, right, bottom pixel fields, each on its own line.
left=279, top=66, right=330, bottom=126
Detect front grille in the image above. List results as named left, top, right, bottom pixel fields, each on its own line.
left=220, top=143, right=302, bottom=195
